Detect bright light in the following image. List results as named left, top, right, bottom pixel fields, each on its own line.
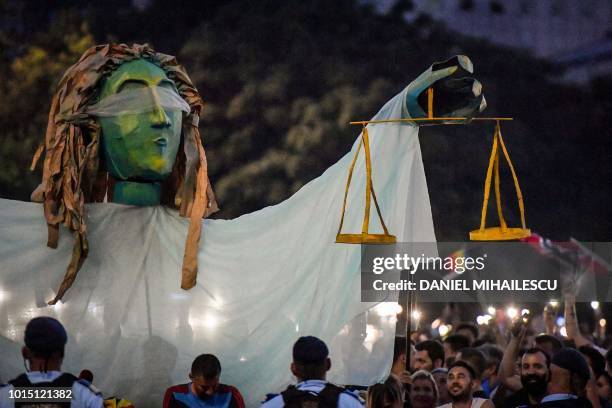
left=439, top=325, right=450, bottom=336
left=556, top=317, right=565, bottom=327
left=483, top=314, right=493, bottom=324
left=0, top=289, right=7, bottom=303
left=295, top=324, right=299, bottom=333
left=600, top=319, right=607, bottom=328
left=521, top=309, right=530, bottom=316
left=477, top=315, right=485, bottom=325
left=431, top=318, right=441, bottom=330
left=487, top=306, right=496, bottom=315
left=412, top=310, right=422, bottom=320
left=239, top=356, right=247, bottom=362
left=506, top=306, right=518, bottom=319
left=189, top=313, right=219, bottom=329
left=374, top=303, right=403, bottom=317
left=549, top=300, right=559, bottom=307
left=591, top=301, right=600, bottom=310
left=560, top=326, right=567, bottom=337
left=203, top=314, right=219, bottom=329
left=364, top=324, right=381, bottom=352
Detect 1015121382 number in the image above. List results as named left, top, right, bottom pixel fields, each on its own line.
left=8, top=387, right=73, bottom=401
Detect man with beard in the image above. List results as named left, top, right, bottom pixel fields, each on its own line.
left=502, top=348, right=551, bottom=408
left=438, top=361, right=494, bottom=408
left=163, top=354, right=244, bottom=408
left=498, top=318, right=552, bottom=407
left=455, top=348, right=487, bottom=399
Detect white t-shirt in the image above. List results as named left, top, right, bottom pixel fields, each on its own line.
left=438, top=397, right=488, bottom=408
left=0, top=371, right=103, bottom=408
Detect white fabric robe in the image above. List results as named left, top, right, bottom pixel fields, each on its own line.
left=0, top=83, right=435, bottom=407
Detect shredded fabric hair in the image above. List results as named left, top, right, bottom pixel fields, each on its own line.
left=30, top=43, right=218, bottom=304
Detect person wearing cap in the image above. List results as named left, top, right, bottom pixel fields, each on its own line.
left=431, top=368, right=451, bottom=405
left=163, top=354, right=244, bottom=408
left=261, top=336, right=364, bottom=407
left=0, top=316, right=103, bottom=408
left=539, top=348, right=594, bottom=408
left=409, top=370, right=438, bottom=408
left=437, top=361, right=493, bottom=408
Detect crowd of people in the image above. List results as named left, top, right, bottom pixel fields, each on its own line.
left=2, top=295, right=611, bottom=408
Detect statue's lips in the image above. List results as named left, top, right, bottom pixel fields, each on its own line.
left=153, top=137, right=168, bottom=147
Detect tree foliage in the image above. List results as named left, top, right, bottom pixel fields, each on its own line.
left=0, top=9, right=94, bottom=198
left=0, top=0, right=609, bottom=241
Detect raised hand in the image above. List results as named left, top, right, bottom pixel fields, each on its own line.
left=404, top=55, right=486, bottom=124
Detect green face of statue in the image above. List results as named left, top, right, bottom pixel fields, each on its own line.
left=98, top=59, right=182, bottom=181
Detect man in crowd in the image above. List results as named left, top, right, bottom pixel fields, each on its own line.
left=454, top=323, right=479, bottom=347
left=498, top=320, right=552, bottom=407
left=414, top=340, right=444, bottom=372
left=163, top=354, right=244, bottom=408
left=539, top=348, right=594, bottom=408
left=455, top=348, right=487, bottom=399
left=0, top=317, right=104, bottom=408
left=261, top=336, right=363, bottom=408
left=443, top=335, right=470, bottom=367
left=478, top=344, right=503, bottom=398
left=390, top=336, right=413, bottom=404
left=391, top=337, right=413, bottom=385
left=580, top=346, right=606, bottom=378
left=438, top=361, right=493, bottom=408
left=501, top=347, right=551, bottom=408
left=534, top=335, right=563, bottom=359
left=431, top=368, right=451, bottom=405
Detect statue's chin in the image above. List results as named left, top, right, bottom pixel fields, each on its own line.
left=111, top=166, right=174, bottom=183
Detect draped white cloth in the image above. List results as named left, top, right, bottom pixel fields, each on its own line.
left=0, top=84, right=435, bottom=407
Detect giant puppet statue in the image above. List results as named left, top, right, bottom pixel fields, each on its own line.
left=0, top=44, right=483, bottom=406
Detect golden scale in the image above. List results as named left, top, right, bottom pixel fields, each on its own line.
left=336, top=87, right=530, bottom=244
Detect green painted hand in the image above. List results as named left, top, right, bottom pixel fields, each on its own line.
left=404, top=55, right=486, bottom=123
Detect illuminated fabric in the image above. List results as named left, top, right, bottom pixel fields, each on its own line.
left=0, top=83, right=435, bottom=407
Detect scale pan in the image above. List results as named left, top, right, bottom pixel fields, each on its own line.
left=469, top=227, right=531, bottom=241
left=336, top=233, right=397, bottom=244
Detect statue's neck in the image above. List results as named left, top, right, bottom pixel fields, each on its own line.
left=113, top=181, right=161, bottom=206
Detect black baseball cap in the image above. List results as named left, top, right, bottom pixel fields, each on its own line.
left=552, top=348, right=591, bottom=381
left=293, top=336, right=329, bottom=364
left=24, top=317, right=67, bottom=355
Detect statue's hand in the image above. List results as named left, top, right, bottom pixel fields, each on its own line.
left=404, top=55, right=486, bottom=124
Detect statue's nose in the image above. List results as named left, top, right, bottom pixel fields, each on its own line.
left=149, top=88, right=171, bottom=128
left=150, top=106, right=171, bottom=128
